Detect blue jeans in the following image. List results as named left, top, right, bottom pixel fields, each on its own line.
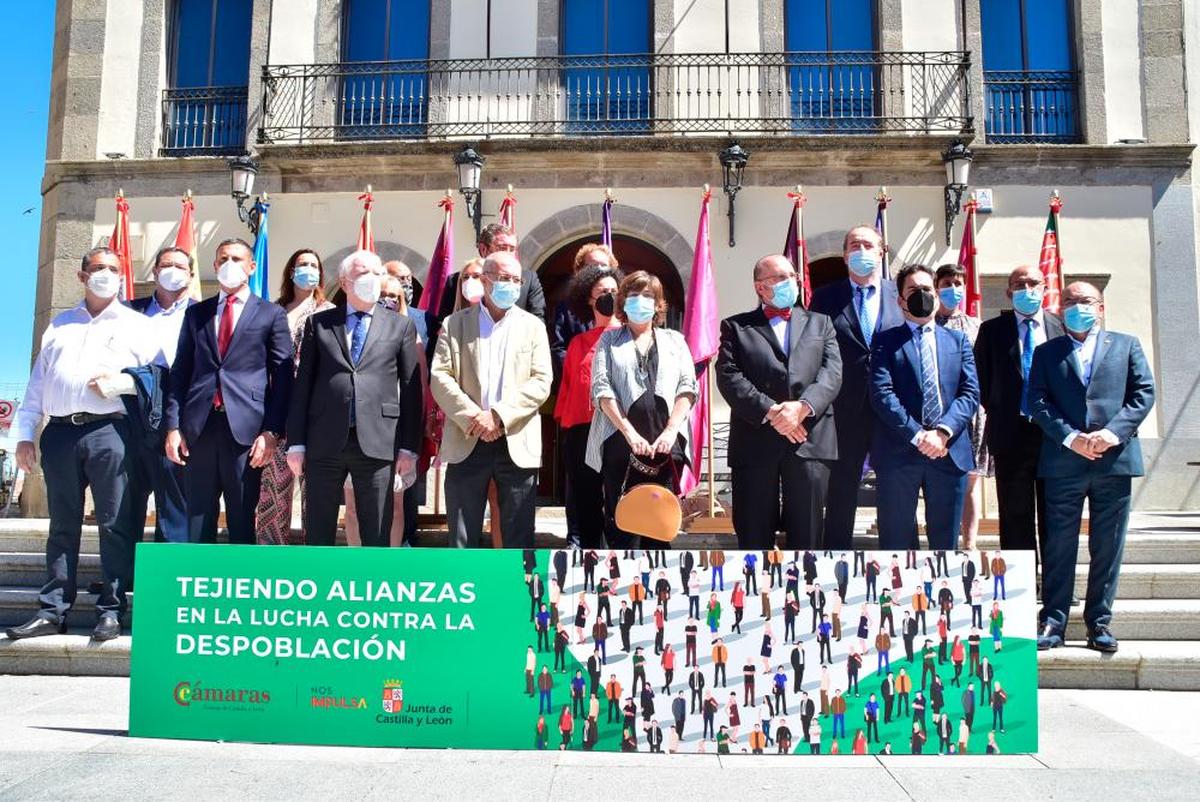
left=711, top=566, right=724, bottom=591
left=832, top=713, right=845, bottom=738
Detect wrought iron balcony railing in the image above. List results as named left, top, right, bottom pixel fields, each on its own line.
left=161, top=86, right=250, bottom=156
left=983, top=70, right=1080, bottom=144
left=257, top=51, right=971, bottom=144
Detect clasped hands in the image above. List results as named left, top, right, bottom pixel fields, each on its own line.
left=467, top=409, right=504, bottom=442
left=766, top=401, right=811, bottom=444
left=623, top=421, right=678, bottom=458
left=914, top=429, right=950, bottom=460
left=1069, top=429, right=1120, bottom=461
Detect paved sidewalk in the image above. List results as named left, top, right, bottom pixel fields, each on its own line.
left=0, top=677, right=1198, bottom=800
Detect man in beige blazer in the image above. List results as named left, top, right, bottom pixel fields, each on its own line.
left=430, top=251, right=552, bottom=547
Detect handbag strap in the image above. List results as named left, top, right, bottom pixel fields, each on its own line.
left=621, top=453, right=681, bottom=496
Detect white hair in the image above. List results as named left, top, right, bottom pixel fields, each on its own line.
left=483, top=250, right=522, bottom=275
left=339, top=249, right=383, bottom=278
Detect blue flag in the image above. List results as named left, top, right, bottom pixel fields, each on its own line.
left=249, top=200, right=270, bottom=299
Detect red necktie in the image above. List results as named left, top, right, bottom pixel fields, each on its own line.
left=214, top=295, right=238, bottom=408
left=765, top=306, right=791, bottom=321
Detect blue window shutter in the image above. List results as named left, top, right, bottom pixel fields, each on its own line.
left=785, top=0, right=829, bottom=51
left=980, top=0, right=1024, bottom=71
left=173, top=0, right=216, bottom=88
left=211, top=0, right=253, bottom=85
left=562, top=0, right=605, bottom=55
left=1024, top=0, right=1072, bottom=70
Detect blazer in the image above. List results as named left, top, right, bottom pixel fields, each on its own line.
left=809, top=279, right=904, bottom=420
left=165, top=293, right=293, bottom=446
left=974, top=310, right=1065, bottom=454
left=287, top=304, right=422, bottom=462
left=715, top=306, right=842, bottom=465
left=868, top=322, right=980, bottom=474
left=1028, top=330, right=1155, bottom=477
left=429, top=304, right=552, bottom=469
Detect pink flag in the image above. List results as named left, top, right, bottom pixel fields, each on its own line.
left=418, top=195, right=454, bottom=314
left=498, top=190, right=517, bottom=234
left=958, top=197, right=982, bottom=319
left=680, top=189, right=719, bottom=496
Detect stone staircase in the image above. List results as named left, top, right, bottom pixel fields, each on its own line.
left=1, top=513, right=1198, bottom=688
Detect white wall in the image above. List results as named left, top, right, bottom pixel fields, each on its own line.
left=669, top=0, right=760, bottom=53
left=450, top=0, right=538, bottom=58
left=269, top=0, right=319, bottom=63
left=901, top=0, right=959, bottom=51
left=1102, top=0, right=1146, bottom=142
left=95, top=0, right=145, bottom=158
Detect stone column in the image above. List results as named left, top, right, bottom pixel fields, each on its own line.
left=243, top=0, right=274, bottom=148
left=1075, top=0, right=1107, bottom=144
left=133, top=0, right=166, bottom=158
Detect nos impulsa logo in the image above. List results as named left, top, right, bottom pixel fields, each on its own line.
left=310, top=685, right=369, bottom=711
left=173, top=680, right=271, bottom=707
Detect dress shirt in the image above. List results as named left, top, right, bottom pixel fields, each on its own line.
left=478, top=304, right=513, bottom=412
left=15, top=300, right=157, bottom=442
left=145, top=292, right=190, bottom=366
left=1014, top=309, right=1047, bottom=356
left=1062, top=326, right=1114, bottom=449
left=215, top=284, right=252, bottom=338
left=763, top=304, right=790, bottom=354
left=850, top=278, right=881, bottom=333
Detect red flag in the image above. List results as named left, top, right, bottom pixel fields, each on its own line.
left=680, top=188, right=719, bottom=496
left=173, top=194, right=202, bottom=300
left=357, top=189, right=376, bottom=253
left=958, top=197, right=981, bottom=318
left=110, top=193, right=134, bottom=300
left=784, top=190, right=811, bottom=308
left=418, top=195, right=455, bottom=315
left=1039, top=193, right=1064, bottom=313
left=498, top=190, right=517, bottom=234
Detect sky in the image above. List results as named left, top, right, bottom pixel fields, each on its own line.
left=0, top=4, right=53, bottom=396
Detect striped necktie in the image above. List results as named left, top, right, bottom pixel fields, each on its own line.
left=918, top=326, right=942, bottom=427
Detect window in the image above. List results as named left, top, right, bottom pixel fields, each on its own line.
left=784, top=0, right=879, bottom=132
left=163, top=0, right=252, bottom=154
left=340, top=0, right=432, bottom=137
left=561, top=0, right=652, bottom=132
left=981, top=0, right=1079, bottom=142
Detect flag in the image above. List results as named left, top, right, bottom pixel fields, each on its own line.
left=601, top=197, right=614, bottom=250
left=784, top=190, right=811, bottom=307
left=680, top=188, right=719, bottom=497
left=958, top=197, right=981, bottom=318
left=110, top=193, right=134, bottom=300
left=874, top=191, right=891, bottom=280
left=418, top=195, right=455, bottom=315
left=357, top=189, right=376, bottom=253
left=498, top=190, right=517, bottom=234
left=174, top=194, right=202, bottom=300
left=1039, top=193, right=1064, bottom=313
left=249, top=199, right=270, bottom=299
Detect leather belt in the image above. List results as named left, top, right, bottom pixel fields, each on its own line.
left=49, top=412, right=125, bottom=426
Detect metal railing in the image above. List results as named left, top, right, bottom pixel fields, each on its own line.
left=983, top=70, right=1080, bottom=143
left=161, top=86, right=250, bottom=155
left=258, top=51, right=971, bottom=143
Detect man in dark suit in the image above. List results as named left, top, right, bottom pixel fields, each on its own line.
left=869, top=263, right=980, bottom=550
left=716, top=255, right=842, bottom=549
left=810, top=226, right=904, bottom=549
left=975, top=264, right=1066, bottom=551
left=433, top=223, right=546, bottom=331
left=1030, top=282, right=1154, bottom=653
left=165, top=238, right=293, bottom=544
left=286, top=250, right=422, bottom=547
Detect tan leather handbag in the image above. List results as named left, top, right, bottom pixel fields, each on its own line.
left=614, top=456, right=682, bottom=542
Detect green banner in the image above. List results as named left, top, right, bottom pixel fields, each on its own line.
left=130, top=545, right=1036, bottom=755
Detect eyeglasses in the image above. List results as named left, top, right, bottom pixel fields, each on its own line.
left=485, top=272, right=523, bottom=286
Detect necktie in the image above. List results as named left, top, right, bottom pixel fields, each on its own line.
left=349, top=311, right=369, bottom=365
left=1019, top=319, right=1036, bottom=417
left=918, top=326, right=941, bottom=427
left=857, top=286, right=875, bottom=347
left=214, top=295, right=238, bottom=408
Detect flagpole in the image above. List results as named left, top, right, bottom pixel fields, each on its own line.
left=876, top=186, right=891, bottom=276
left=795, top=185, right=805, bottom=306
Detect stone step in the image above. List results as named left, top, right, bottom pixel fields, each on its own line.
left=0, top=588, right=135, bottom=629
left=1061, top=599, right=1200, bottom=641
left=1071, top=563, right=1200, bottom=599
left=0, top=631, right=130, bottom=676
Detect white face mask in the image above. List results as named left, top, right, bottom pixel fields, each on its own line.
left=352, top=272, right=382, bottom=304
left=217, top=259, right=248, bottom=290
left=86, top=269, right=121, bottom=299
left=462, top=277, right=485, bottom=304
left=156, top=266, right=190, bottom=292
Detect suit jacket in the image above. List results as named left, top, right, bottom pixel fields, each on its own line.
left=1028, top=330, right=1155, bottom=477
left=166, top=293, right=293, bottom=446
left=715, top=306, right=842, bottom=464
left=809, top=279, right=904, bottom=421
left=975, top=310, right=1066, bottom=454
left=868, top=323, right=980, bottom=474
left=287, top=304, right=422, bottom=461
left=429, top=304, right=552, bottom=469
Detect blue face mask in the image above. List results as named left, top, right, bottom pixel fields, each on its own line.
left=938, top=286, right=964, bottom=311
left=1011, top=288, right=1043, bottom=316
left=293, top=266, right=320, bottom=289
left=1063, top=303, right=1099, bottom=334
left=489, top=279, right=521, bottom=310
left=846, top=250, right=880, bottom=278
left=624, top=295, right=656, bottom=324
left=769, top=277, right=799, bottom=310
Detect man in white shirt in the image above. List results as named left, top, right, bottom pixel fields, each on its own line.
left=7, top=246, right=158, bottom=642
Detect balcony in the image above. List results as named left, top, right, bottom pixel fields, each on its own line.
left=257, top=51, right=971, bottom=144
left=983, top=70, right=1080, bottom=144
left=161, top=86, right=250, bottom=156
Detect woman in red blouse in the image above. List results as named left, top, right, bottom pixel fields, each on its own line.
left=555, top=265, right=623, bottom=548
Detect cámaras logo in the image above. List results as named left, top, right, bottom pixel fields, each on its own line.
left=173, top=680, right=270, bottom=707
left=382, top=679, right=404, bottom=713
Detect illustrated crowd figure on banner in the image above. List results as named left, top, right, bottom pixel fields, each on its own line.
left=523, top=549, right=1032, bottom=754
left=7, top=202, right=1155, bottom=680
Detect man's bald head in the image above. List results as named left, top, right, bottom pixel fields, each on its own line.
left=753, top=254, right=795, bottom=281
left=483, top=250, right=522, bottom=277
left=1007, top=264, right=1045, bottom=291
left=1063, top=281, right=1102, bottom=305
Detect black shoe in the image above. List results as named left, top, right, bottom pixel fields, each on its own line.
left=87, top=580, right=105, bottom=595
left=1086, top=625, right=1118, bottom=654
left=5, top=616, right=66, bottom=640
left=92, top=615, right=122, bottom=642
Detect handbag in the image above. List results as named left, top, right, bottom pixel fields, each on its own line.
left=614, top=454, right=682, bottom=542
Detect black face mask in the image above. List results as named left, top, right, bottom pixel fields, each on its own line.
left=594, top=292, right=616, bottom=317
left=905, top=288, right=936, bottom=318
left=401, top=283, right=414, bottom=304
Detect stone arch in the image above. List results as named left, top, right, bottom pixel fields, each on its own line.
left=322, top=240, right=431, bottom=299
left=806, top=229, right=848, bottom=261
left=520, top=203, right=695, bottom=289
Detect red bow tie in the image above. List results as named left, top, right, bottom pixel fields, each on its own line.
left=765, top=306, right=792, bottom=321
